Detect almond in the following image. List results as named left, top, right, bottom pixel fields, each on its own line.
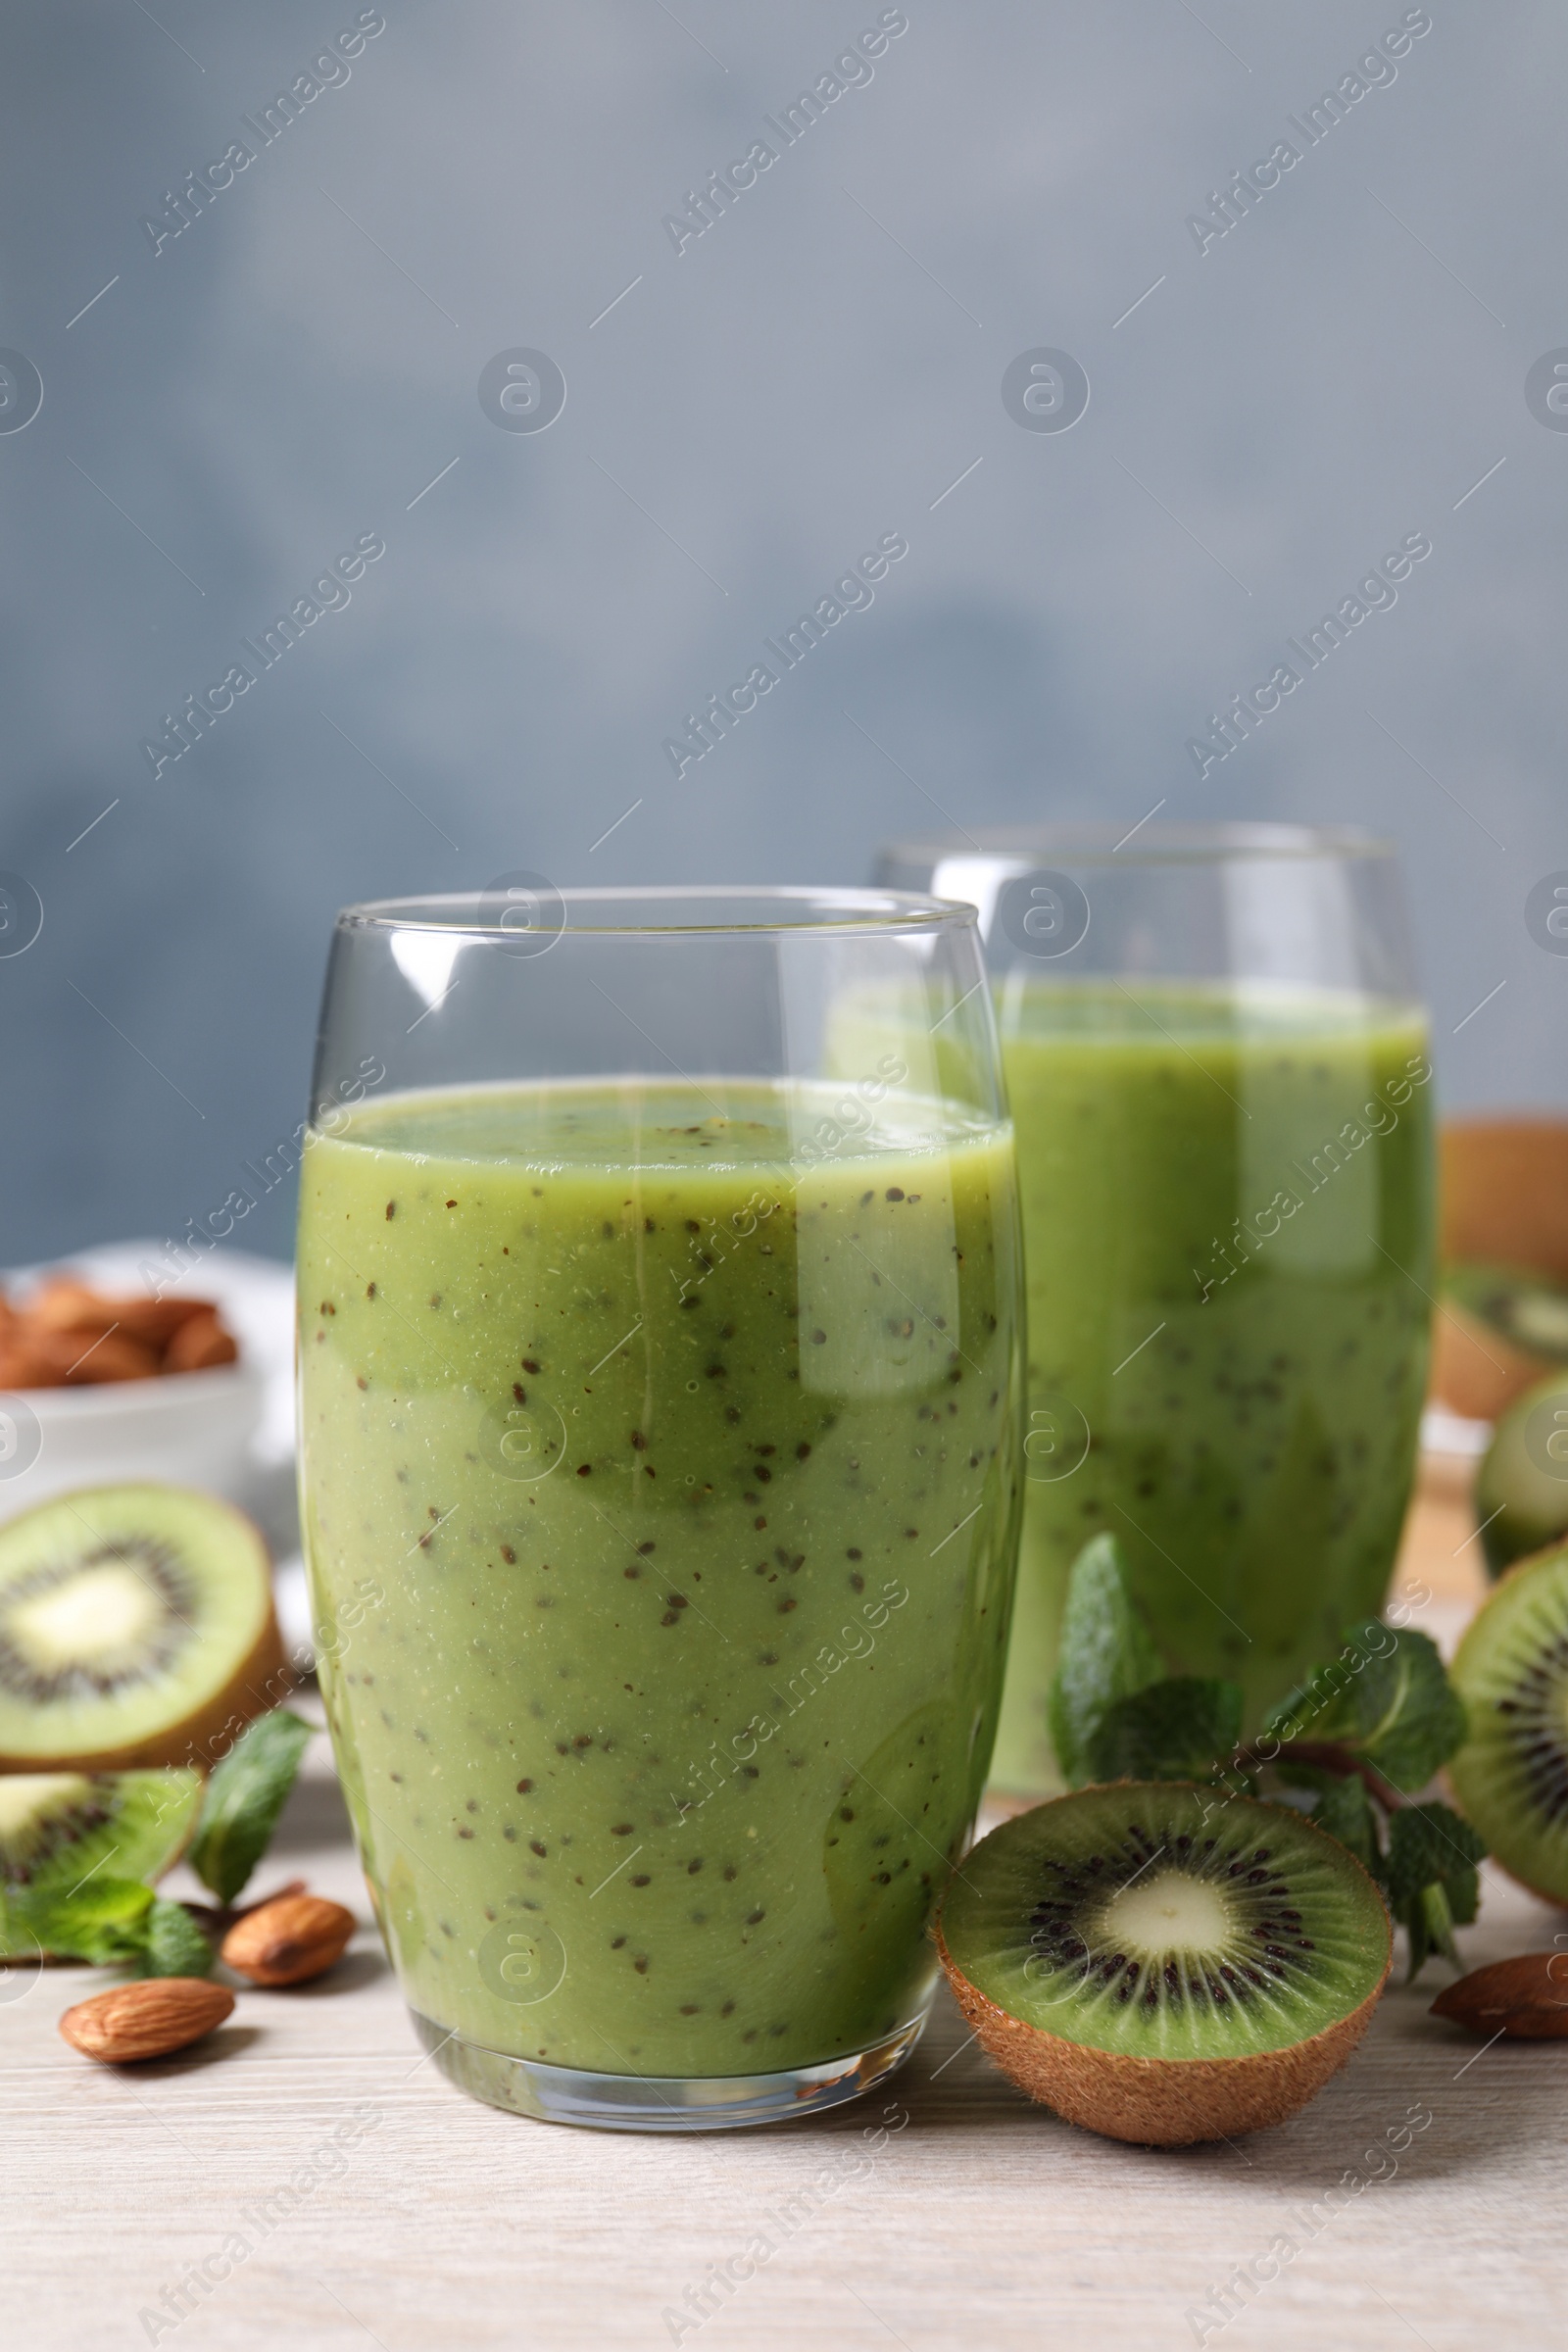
left=114, top=1294, right=217, bottom=1346
left=33, top=1327, right=162, bottom=1384
left=111, top=1289, right=213, bottom=1345
left=221, top=1893, right=355, bottom=1986
left=1430, top=1952, right=1568, bottom=2039
left=26, top=1279, right=119, bottom=1335
left=0, top=1281, right=239, bottom=1382
left=60, top=1978, right=235, bottom=2064
left=163, top=1310, right=239, bottom=1374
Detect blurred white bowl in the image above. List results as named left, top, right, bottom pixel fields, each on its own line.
left=0, top=1358, right=268, bottom=1521
left=0, top=1241, right=291, bottom=1533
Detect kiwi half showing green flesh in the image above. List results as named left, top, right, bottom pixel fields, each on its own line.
left=1474, top=1373, right=1568, bottom=1578
left=1448, top=1541, right=1568, bottom=1905
left=936, top=1786, right=1392, bottom=2146
left=0, top=1485, right=285, bottom=1772
left=0, top=1768, right=201, bottom=1891
left=0, top=1767, right=202, bottom=1955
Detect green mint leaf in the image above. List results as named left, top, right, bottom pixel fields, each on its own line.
left=1445, top=1868, right=1482, bottom=1931
left=1264, top=1623, right=1468, bottom=1793
left=1049, top=1534, right=1164, bottom=1784
left=1396, top=1880, right=1459, bottom=1984
left=6, top=1877, right=155, bottom=1964
left=1379, top=1803, right=1485, bottom=1984
left=136, top=1896, right=215, bottom=1980
left=1304, top=1772, right=1382, bottom=1875
left=1400, top=1886, right=1433, bottom=1982
left=1418, top=1881, right=1460, bottom=1974
left=1084, top=1677, right=1244, bottom=1784
left=189, top=1708, right=313, bottom=1903
left=1381, top=1801, right=1485, bottom=1915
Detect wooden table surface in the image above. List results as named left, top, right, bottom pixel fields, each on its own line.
left=8, top=1461, right=1564, bottom=2352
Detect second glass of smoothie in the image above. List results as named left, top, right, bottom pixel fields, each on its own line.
left=875, top=826, right=1436, bottom=1795
left=296, top=888, right=1023, bottom=2129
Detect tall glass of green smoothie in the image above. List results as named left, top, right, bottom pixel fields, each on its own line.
left=875, top=827, right=1435, bottom=1795
left=297, top=888, right=1022, bottom=2129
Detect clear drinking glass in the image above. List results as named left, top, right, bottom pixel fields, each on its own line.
left=296, top=888, right=1023, bottom=2130
left=873, top=826, right=1436, bottom=1796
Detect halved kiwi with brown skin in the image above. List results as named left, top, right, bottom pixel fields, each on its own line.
left=0, top=1486, right=286, bottom=1772
left=936, top=1784, right=1392, bottom=2147
left=1447, top=1540, right=1568, bottom=1906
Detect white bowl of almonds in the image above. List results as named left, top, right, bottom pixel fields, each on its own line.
left=0, top=1271, right=266, bottom=1521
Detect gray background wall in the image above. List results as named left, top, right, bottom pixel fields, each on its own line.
left=1, top=0, right=1562, bottom=1265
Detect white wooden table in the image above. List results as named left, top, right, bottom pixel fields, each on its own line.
left=8, top=1465, right=1564, bottom=2352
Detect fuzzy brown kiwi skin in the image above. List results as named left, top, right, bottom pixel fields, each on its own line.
left=0, top=1607, right=289, bottom=1775
left=934, top=1789, right=1394, bottom=2149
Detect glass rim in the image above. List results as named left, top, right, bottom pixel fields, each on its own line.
left=879, top=821, right=1396, bottom=868
left=335, top=885, right=978, bottom=939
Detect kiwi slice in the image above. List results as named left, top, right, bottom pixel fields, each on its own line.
left=1448, top=1541, right=1568, bottom=1905
left=0, top=1485, right=285, bottom=1772
left=936, top=1785, right=1391, bottom=2146
left=0, top=1768, right=201, bottom=1891
left=1474, top=1373, right=1568, bottom=1578
left=0, top=1767, right=202, bottom=1956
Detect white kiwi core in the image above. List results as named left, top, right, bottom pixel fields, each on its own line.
left=7, top=1563, right=173, bottom=1676
left=1098, top=1870, right=1235, bottom=1957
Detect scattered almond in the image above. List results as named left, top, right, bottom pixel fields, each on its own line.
left=221, top=1893, right=355, bottom=1986
left=1430, top=1952, right=1568, bottom=2040
left=60, top=1978, right=235, bottom=2064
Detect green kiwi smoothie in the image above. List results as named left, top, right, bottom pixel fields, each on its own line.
left=297, top=1079, right=1021, bottom=2078
left=991, top=982, right=1435, bottom=1791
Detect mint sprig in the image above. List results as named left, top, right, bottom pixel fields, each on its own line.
left=1086, top=1677, right=1244, bottom=1784
left=5, top=1877, right=156, bottom=1966
left=1264, top=1623, right=1468, bottom=1795
left=189, top=1707, right=314, bottom=1905
left=1300, top=1769, right=1379, bottom=1874
left=1048, top=1532, right=1164, bottom=1782
left=1379, top=1801, right=1484, bottom=1978
left=5, top=1881, right=218, bottom=1978
left=137, top=1894, right=217, bottom=1980
left=1047, top=1534, right=1485, bottom=1982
